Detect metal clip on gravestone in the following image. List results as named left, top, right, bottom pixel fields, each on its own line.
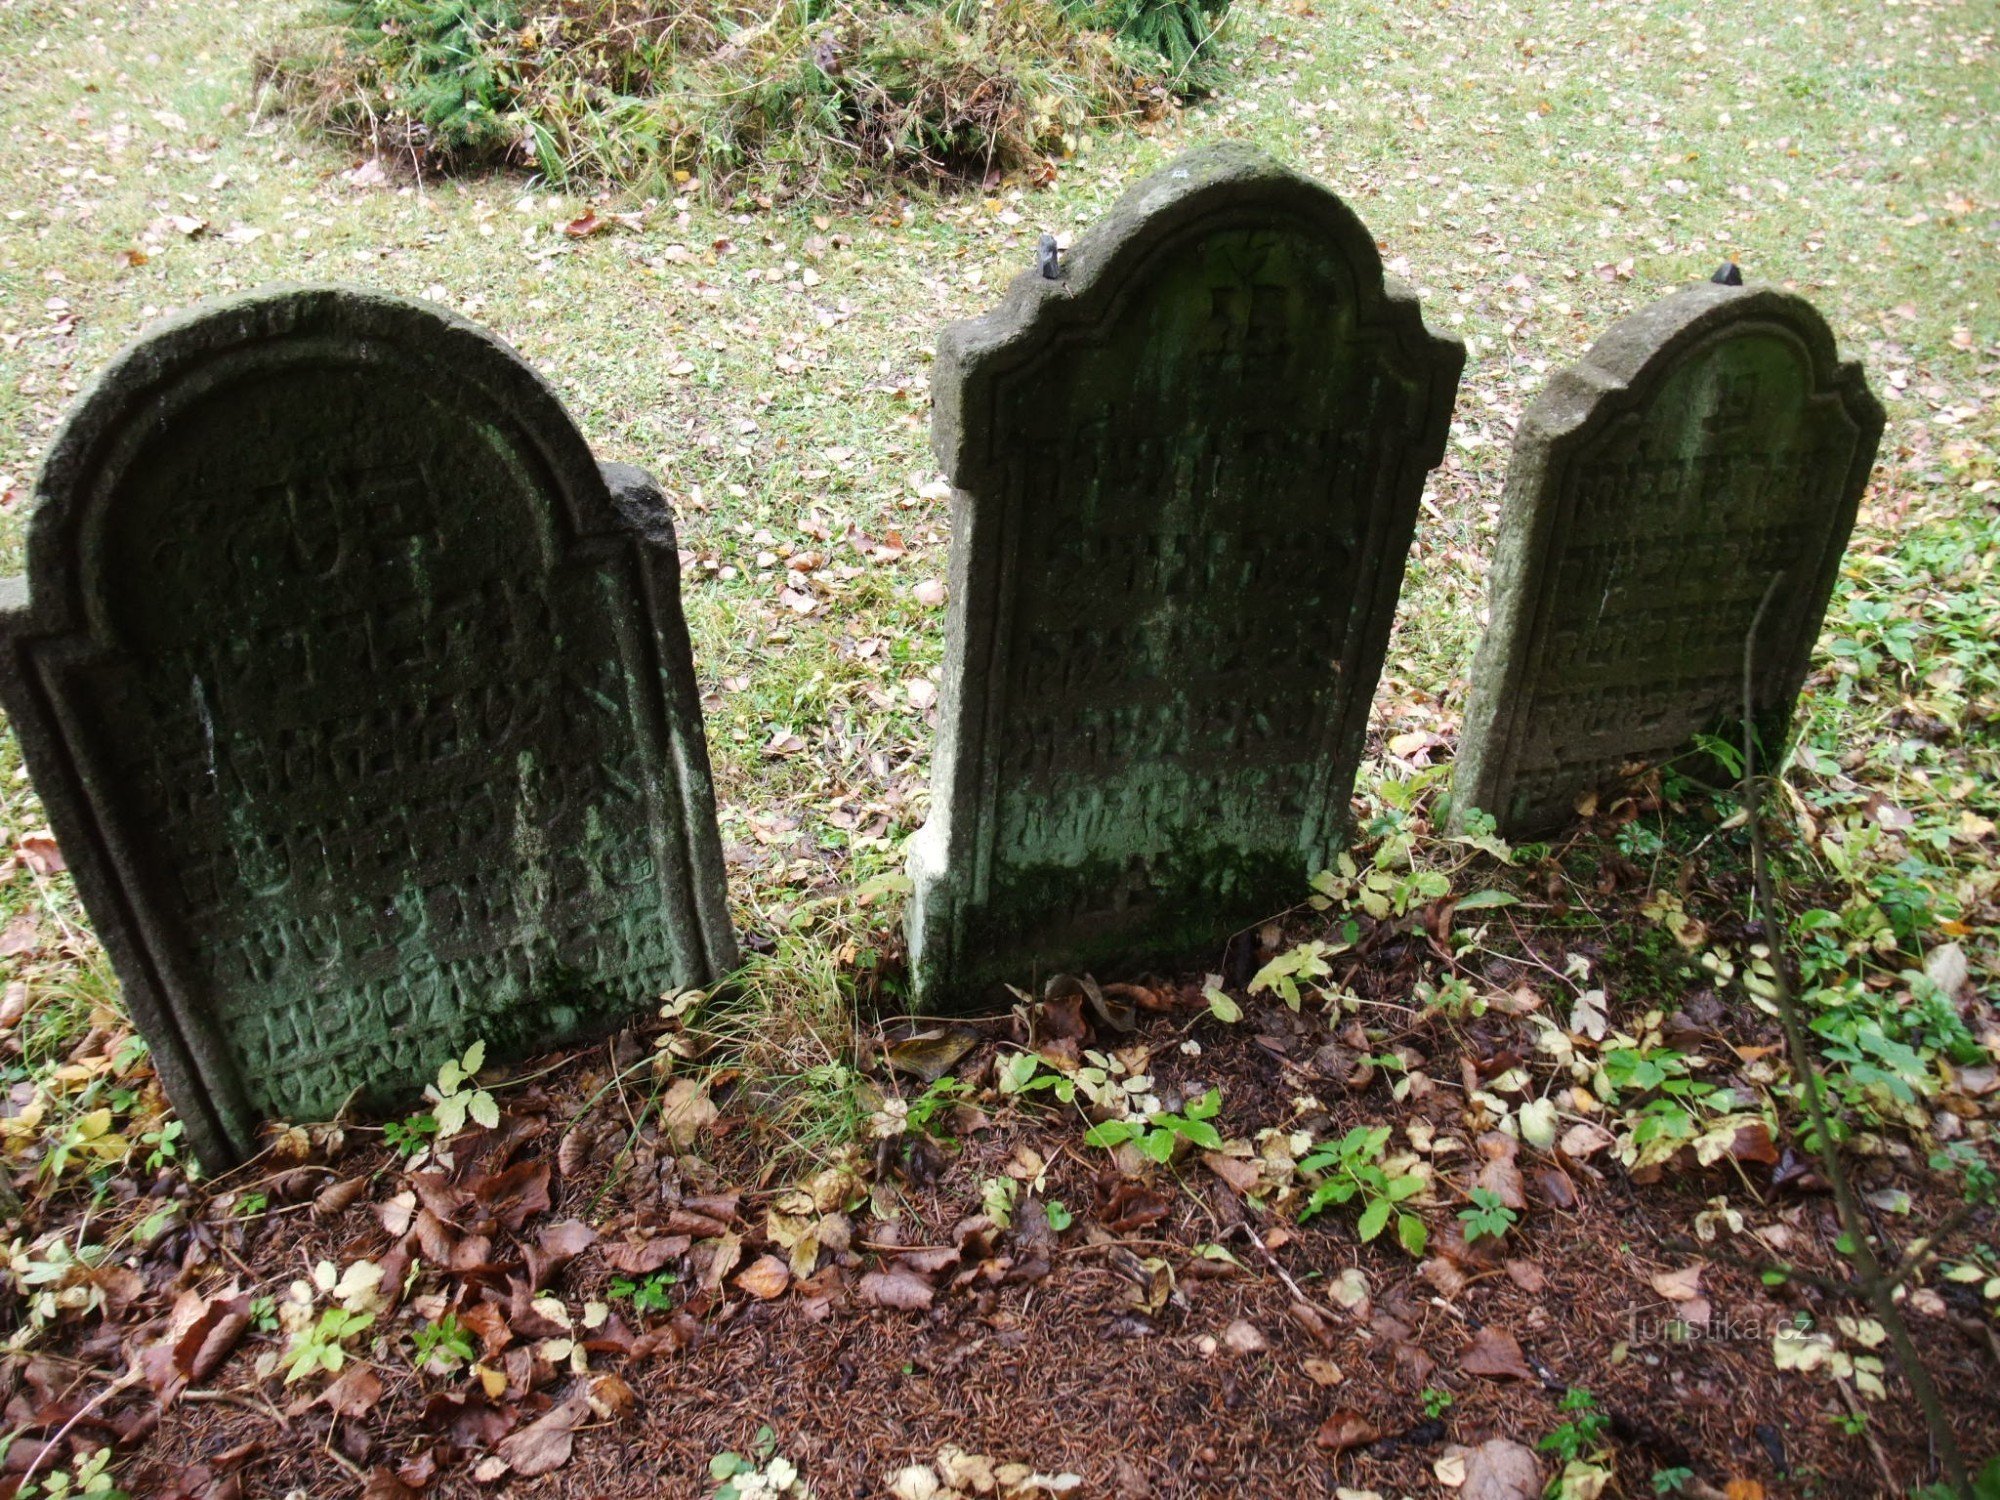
left=906, top=144, right=1465, bottom=1012
left=0, top=287, right=739, bottom=1169
left=1452, top=276, right=1884, bottom=839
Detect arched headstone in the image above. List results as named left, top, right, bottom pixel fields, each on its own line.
left=0, top=287, right=737, bottom=1167
left=907, top=146, right=1464, bottom=1010
left=1454, top=282, right=1884, bottom=837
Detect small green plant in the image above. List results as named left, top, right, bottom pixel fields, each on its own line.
left=1248, top=940, right=1336, bottom=1009
left=383, top=1112, right=440, bottom=1157
left=411, top=1311, right=476, bottom=1371
left=17, top=1445, right=125, bottom=1499
left=1457, top=1187, right=1518, bottom=1244
left=609, top=1271, right=680, bottom=1316
left=1297, top=1124, right=1428, bottom=1256
left=1537, top=1387, right=1610, bottom=1465
left=1930, top=1142, right=1998, bottom=1206
left=1083, top=1087, right=1223, bottom=1165
left=903, top=1076, right=970, bottom=1140
left=981, top=1174, right=1019, bottom=1227
left=1420, top=1385, right=1454, bottom=1420
left=1044, top=1199, right=1075, bottom=1233
left=428, top=1040, right=498, bottom=1140
left=279, top=1305, right=375, bottom=1383
left=1830, top=1408, right=1868, bottom=1437
left=709, top=1426, right=810, bottom=1499
left=1650, top=1467, right=1694, bottom=1495
left=141, top=1120, right=183, bottom=1172
left=249, top=1295, right=279, bottom=1333
left=233, top=1191, right=269, bottom=1219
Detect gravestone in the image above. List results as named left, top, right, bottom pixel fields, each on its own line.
left=0, top=287, right=738, bottom=1169
left=1453, top=281, right=1884, bottom=838
left=906, top=145, right=1464, bottom=1010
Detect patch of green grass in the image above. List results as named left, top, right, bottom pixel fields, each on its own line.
left=0, top=0, right=1993, bottom=1217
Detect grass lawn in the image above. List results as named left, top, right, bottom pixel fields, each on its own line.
left=0, top=0, right=1995, bottom=1491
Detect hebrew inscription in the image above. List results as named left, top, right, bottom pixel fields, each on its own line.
left=0, top=288, right=736, bottom=1167
left=907, top=145, right=1462, bottom=1010
left=1454, top=283, right=1884, bottom=837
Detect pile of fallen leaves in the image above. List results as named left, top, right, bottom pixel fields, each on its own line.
left=4, top=810, right=1996, bottom=1498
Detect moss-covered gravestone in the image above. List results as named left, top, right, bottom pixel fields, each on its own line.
left=906, top=145, right=1463, bottom=1010
left=1454, top=282, right=1884, bottom=838
left=0, top=287, right=737, bottom=1169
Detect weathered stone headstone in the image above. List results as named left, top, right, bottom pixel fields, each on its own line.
left=0, top=287, right=738, bottom=1168
left=1454, top=282, right=1884, bottom=837
left=906, top=145, right=1464, bottom=1010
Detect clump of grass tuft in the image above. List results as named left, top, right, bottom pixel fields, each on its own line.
left=257, top=0, right=1223, bottom=196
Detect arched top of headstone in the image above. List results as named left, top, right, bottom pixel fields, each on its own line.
left=22, top=285, right=620, bottom=641
left=932, top=142, right=1460, bottom=485
left=1513, top=280, right=1882, bottom=455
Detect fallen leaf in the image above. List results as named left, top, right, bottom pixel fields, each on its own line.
left=735, top=1255, right=791, bottom=1300
left=1458, top=1438, right=1542, bottom=1500
left=1459, top=1325, right=1534, bottom=1380
left=494, top=1390, right=589, bottom=1477
left=1650, top=1264, right=1704, bottom=1302
left=17, top=831, right=65, bottom=874
left=858, top=1270, right=934, bottom=1311
left=1474, top=1132, right=1526, bottom=1210
left=1202, top=1152, right=1262, bottom=1194
left=1314, top=1409, right=1380, bottom=1452
left=320, top=1364, right=384, bottom=1419
left=0, top=914, right=38, bottom=957
left=660, top=1079, right=718, bottom=1148
left=603, top=1236, right=689, bottom=1275
left=1222, top=1319, right=1268, bottom=1354
left=1558, top=1122, right=1613, bottom=1159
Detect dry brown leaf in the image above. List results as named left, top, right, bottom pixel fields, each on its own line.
left=1201, top=1152, right=1261, bottom=1194
left=314, top=1177, right=368, bottom=1218
left=660, top=1078, right=718, bottom=1148
left=1459, top=1325, right=1534, bottom=1380
left=494, top=1390, right=590, bottom=1478
left=1474, top=1131, right=1526, bottom=1210
left=0, top=914, right=39, bottom=957
left=1650, top=1263, right=1704, bottom=1302
left=1301, top=1357, right=1343, bottom=1386
left=602, top=1235, right=688, bottom=1275
left=1313, top=1409, right=1380, bottom=1452
left=858, top=1270, right=934, bottom=1311
left=17, top=831, right=65, bottom=874
left=735, top=1255, right=792, bottom=1300
left=1221, top=1319, right=1267, bottom=1354
left=1458, top=1438, right=1543, bottom=1500
left=321, top=1364, right=384, bottom=1419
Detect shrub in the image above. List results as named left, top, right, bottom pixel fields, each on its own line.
left=258, top=0, right=1226, bottom=195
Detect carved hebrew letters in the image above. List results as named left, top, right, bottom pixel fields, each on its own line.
left=1454, top=284, right=1884, bottom=837
left=906, top=146, right=1463, bottom=1009
left=0, top=289, right=736, bottom=1167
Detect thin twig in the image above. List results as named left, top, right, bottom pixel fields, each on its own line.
left=16, top=1368, right=143, bottom=1491
left=1740, top=574, right=1971, bottom=1499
